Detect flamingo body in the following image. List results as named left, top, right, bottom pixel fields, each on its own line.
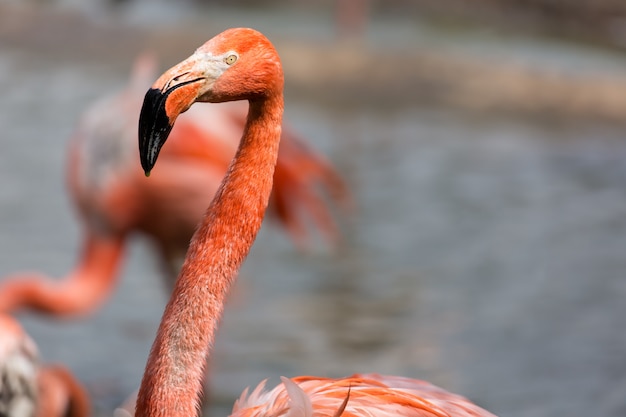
left=134, top=27, right=496, bottom=417
left=0, top=53, right=350, bottom=316
left=233, top=374, right=492, bottom=417
left=0, top=314, right=90, bottom=417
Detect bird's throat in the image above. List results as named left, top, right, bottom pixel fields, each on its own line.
left=135, top=94, right=283, bottom=417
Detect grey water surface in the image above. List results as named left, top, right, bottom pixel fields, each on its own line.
left=1, top=4, right=626, bottom=417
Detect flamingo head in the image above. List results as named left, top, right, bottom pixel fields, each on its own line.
left=138, top=27, right=283, bottom=176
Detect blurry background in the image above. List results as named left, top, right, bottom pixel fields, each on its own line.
left=1, top=0, right=626, bottom=416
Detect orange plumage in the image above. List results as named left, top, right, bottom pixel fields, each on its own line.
left=0, top=53, right=351, bottom=317
left=134, top=28, right=496, bottom=417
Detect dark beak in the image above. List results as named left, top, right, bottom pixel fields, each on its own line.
left=138, top=87, right=175, bottom=176
left=137, top=63, right=205, bottom=176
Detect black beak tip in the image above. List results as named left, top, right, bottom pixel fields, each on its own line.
left=138, top=88, right=175, bottom=176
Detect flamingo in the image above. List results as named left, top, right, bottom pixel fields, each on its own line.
left=0, top=53, right=350, bottom=317
left=0, top=314, right=90, bottom=417
left=134, top=27, right=495, bottom=417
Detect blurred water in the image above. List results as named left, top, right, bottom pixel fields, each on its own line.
left=1, top=4, right=626, bottom=417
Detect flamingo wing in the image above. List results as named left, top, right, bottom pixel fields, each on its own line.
left=179, top=101, right=353, bottom=248
left=233, top=374, right=495, bottom=417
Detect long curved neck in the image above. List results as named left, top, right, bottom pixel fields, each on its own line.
left=135, top=94, right=283, bottom=417
left=0, top=234, right=125, bottom=316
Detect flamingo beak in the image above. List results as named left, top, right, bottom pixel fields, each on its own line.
left=138, top=61, right=205, bottom=176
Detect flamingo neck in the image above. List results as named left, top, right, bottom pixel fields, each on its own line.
left=135, top=94, right=283, bottom=417
left=0, top=235, right=125, bottom=316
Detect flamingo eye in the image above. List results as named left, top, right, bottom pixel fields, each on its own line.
left=224, top=54, right=238, bottom=65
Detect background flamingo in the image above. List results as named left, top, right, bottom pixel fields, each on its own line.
left=134, top=27, right=495, bottom=417
left=0, top=53, right=351, bottom=317
left=0, top=313, right=90, bottom=417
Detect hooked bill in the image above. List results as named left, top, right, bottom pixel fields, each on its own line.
left=138, top=87, right=175, bottom=176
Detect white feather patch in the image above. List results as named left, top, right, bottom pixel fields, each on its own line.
left=281, top=376, right=313, bottom=417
